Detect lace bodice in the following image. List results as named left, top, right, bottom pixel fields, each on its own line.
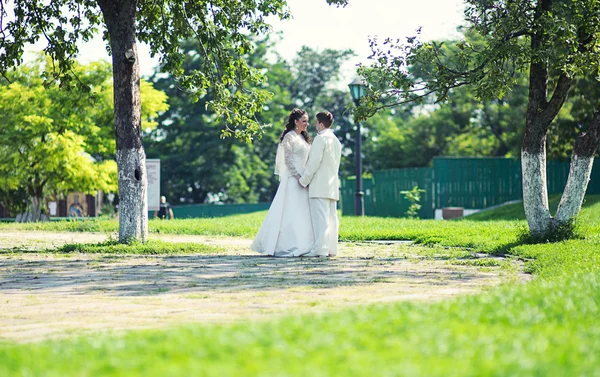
left=281, top=131, right=310, bottom=178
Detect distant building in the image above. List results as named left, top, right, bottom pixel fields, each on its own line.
left=0, top=191, right=104, bottom=219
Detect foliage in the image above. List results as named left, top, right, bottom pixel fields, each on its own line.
left=399, top=186, right=426, bottom=218
left=0, top=60, right=118, bottom=203
left=362, top=29, right=600, bottom=171
left=0, top=0, right=264, bottom=141
left=354, top=2, right=600, bottom=121
left=0, top=59, right=167, bottom=216
left=0, top=0, right=349, bottom=142
left=352, top=0, right=600, bottom=237
left=0, top=187, right=28, bottom=215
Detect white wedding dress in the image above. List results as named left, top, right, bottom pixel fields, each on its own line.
left=250, top=131, right=315, bottom=257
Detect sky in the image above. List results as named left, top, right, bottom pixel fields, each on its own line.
left=24, top=0, right=467, bottom=83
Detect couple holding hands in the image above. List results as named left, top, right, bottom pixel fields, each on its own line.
left=251, top=109, right=342, bottom=258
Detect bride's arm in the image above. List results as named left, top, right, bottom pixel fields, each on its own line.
left=299, top=135, right=325, bottom=187
left=282, top=133, right=300, bottom=178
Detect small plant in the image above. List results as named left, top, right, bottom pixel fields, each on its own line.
left=400, top=186, right=426, bottom=219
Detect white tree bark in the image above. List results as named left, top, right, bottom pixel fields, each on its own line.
left=99, top=0, right=147, bottom=243
left=522, top=150, right=551, bottom=236
left=555, top=154, right=594, bottom=223
left=117, top=148, right=148, bottom=242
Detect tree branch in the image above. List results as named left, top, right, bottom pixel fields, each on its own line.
left=366, top=81, right=470, bottom=116
left=573, top=105, right=600, bottom=157
left=439, top=28, right=530, bottom=80
left=501, top=29, right=530, bottom=42
left=541, top=73, right=572, bottom=124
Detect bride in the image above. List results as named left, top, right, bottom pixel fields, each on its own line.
left=250, top=108, right=315, bottom=257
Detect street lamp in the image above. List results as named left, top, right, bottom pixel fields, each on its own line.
left=348, top=77, right=366, bottom=216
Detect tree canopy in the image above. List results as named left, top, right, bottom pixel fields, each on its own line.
left=0, top=58, right=167, bottom=219
left=353, top=0, right=600, bottom=237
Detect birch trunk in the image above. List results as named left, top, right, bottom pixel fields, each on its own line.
left=521, top=150, right=551, bottom=236
left=555, top=114, right=600, bottom=224
left=554, top=154, right=594, bottom=223
left=521, top=0, right=574, bottom=238
left=99, top=0, right=148, bottom=243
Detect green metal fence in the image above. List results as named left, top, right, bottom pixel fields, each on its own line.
left=434, top=157, right=600, bottom=209
left=434, top=157, right=522, bottom=208
left=373, top=168, right=435, bottom=219
left=150, top=202, right=270, bottom=219
left=340, top=168, right=434, bottom=218
left=340, top=177, right=375, bottom=216
left=341, top=157, right=600, bottom=218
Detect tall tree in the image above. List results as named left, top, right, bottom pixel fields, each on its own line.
left=0, top=0, right=348, bottom=241
left=353, top=0, right=600, bottom=238
left=0, top=59, right=167, bottom=221
left=0, top=61, right=119, bottom=221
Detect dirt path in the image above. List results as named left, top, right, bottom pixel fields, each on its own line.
left=0, top=231, right=523, bottom=343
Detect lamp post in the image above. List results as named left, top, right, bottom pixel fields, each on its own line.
left=348, top=77, right=366, bottom=216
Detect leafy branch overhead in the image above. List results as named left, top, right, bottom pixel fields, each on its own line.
left=353, top=0, right=600, bottom=122
left=1, top=0, right=310, bottom=142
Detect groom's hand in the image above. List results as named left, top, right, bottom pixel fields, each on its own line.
left=294, top=175, right=305, bottom=187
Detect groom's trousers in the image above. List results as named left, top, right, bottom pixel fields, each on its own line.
left=309, top=198, right=339, bottom=256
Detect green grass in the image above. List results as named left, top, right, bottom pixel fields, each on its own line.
left=54, top=239, right=226, bottom=255
left=463, top=194, right=600, bottom=222
left=1, top=197, right=599, bottom=376
left=0, top=246, right=598, bottom=376
left=3, top=196, right=598, bottom=255
left=0, top=239, right=226, bottom=255
left=0, top=214, right=264, bottom=236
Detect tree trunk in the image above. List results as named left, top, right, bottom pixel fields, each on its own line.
left=555, top=113, right=600, bottom=223
left=30, top=195, right=42, bottom=222
left=99, top=0, right=148, bottom=243
left=522, top=145, right=551, bottom=236
left=522, top=20, right=552, bottom=237
left=521, top=0, right=577, bottom=238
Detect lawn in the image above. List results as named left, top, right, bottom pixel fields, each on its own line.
left=0, top=197, right=599, bottom=376
left=3, top=195, right=599, bottom=254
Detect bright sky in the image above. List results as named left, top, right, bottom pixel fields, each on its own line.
left=24, top=0, right=467, bottom=82
left=269, top=0, right=466, bottom=82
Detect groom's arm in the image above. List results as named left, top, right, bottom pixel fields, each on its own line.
left=299, top=136, right=325, bottom=187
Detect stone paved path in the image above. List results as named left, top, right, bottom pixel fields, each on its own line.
left=0, top=231, right=521, bottom=343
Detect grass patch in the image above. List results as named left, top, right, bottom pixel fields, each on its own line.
left=2, top=196, right=598, bottom=255
left=1, top=197, right=599, bottom=376
left=0, top=215, right=264, bottom=237
left=55, top=240, right=225, bottom=255
left=464, top=195, right=600, bottom=222
left=0, top=259, right=598, bottom=376
left=450, top=258, right=501, bottom=267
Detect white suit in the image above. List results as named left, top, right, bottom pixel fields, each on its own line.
left=299, top=128, right=342, bottom=256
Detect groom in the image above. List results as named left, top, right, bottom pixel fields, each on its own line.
left=299, top=111, right=342, bottom=257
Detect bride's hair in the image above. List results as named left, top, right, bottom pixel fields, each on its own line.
left=279, top=108, right=312, bottom=144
